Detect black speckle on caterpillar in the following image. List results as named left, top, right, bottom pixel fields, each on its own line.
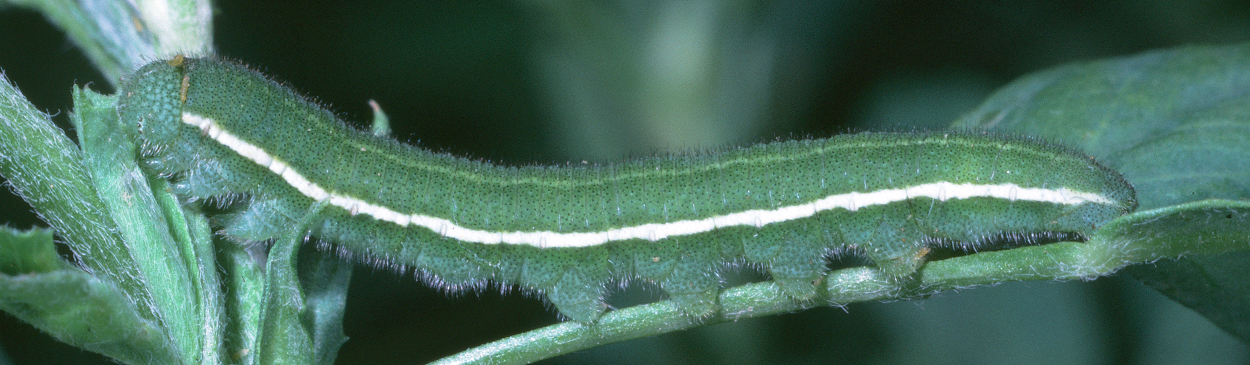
left=118, top=56, right=1137, bottom=322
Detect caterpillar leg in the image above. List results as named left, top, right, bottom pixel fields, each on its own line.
left=759, top=220, right=829, bottom=301
left=516, top=247, right=612, bottom=323
left=660, top=243, right=722, bottom=318
left=768, top=239, right=828, bottom=301
left=862, top=216, right=929, bottom=276
left=546, top=268, right=608, bottom=323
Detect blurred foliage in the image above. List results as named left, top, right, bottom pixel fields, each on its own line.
left=3, top=1, right=1250, bottom=364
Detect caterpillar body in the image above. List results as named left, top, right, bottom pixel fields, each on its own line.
left=118, top=56, right=1137, bottom=322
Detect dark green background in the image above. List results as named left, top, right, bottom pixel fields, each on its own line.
left=2, top=1, right=1250, bottom=364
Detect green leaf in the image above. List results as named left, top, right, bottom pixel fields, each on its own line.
left=256, top=201, right=350, bottom=365
left=4, top=0, right=213, bottom=84
left=221, top=241, right=266, bottom=365
left=256, top=231, right=315, bottom=365
left=74, top=85, right=204, bottom=363
left=256, top=214, right=316, bottom=365
left=1128, top=254, right=1250, bottom=343
left=0, top=227, right=180, bottom=364
left=954, top=42, right=1250, bottom=344
left=0, top=72, right=162, bottom=330
left=0, top=227, right=67, bottom=274
left=297, top=245, right=352, bottom=365
left=1110, top=199, right=1250, bottom=342
left=0, top=270, right=181, bottom=365
left=953, top=42, right=1250, bottom=209
left=178, top=203, right=227, bottom=364
left=368, top=100, right=392, bottom=137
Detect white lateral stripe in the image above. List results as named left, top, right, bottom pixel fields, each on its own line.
left=182, top=112, right=1117, bottom=249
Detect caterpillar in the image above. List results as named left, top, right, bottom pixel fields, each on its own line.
left=117, top=56, right=1137, bottom=322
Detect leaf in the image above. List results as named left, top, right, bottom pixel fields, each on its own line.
left=4, top=0, right=213, bottom=84
left=256, top=201, right=351, bottom=365
left=953, top=42, right=1250, bottom=209
left=74, top=84, right=203, bottom=364
left=220, top=241, right=266, bottom=365
left=954, top=42, right=1250, bottom=343
left=0, top=226, right=180, bottom=365
left=178, top=203, right=227, bottom=364
left=1105, top=199, right=1250, bottom=342
left=1129, top=255, right=1250, bottom=342
left=0, top=227, right=68, bottom=274
left=297, top=245, right=352, bottom=365
left=0, top=62, right=158, bottom=319
left=256, top=224, right=315, bottom=365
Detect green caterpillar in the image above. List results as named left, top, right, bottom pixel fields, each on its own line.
left=117, top=56, right=1137, bottom=322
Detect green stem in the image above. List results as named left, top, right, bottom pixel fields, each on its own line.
left=434, top=199, right=1250, bottom=365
